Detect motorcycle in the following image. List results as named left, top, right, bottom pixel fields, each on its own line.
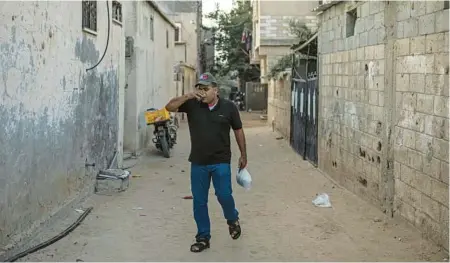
left=233, top=92, right=246, bottom=111
left=146, top=108, right=178, bottom=158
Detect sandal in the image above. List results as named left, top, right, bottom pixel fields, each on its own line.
left=228, top=220, right=241, bottom=240
left=190, top=238, right=210, bottom=253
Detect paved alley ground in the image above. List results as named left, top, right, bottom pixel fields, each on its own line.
left=20, top=112, right=447, bottom=262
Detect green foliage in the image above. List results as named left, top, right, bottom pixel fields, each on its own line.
left=268, top=20, right=317, bottom=80
left=267, top=55, right=292, bottom=79
left=288, top=20, right=315, bottom=42
left=206, top=0, right=259, bottom=82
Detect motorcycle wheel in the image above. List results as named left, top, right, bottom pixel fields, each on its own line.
left=160, top=134, right=170, bottom=158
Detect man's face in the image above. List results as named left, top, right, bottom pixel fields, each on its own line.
left=197, top=84, right=217, bottom=104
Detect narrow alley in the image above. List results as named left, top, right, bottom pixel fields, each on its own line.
left=17, top=114, right=446, bottom=262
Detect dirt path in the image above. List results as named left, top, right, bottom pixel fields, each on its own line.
left=19, top=117, right=447, bottom=262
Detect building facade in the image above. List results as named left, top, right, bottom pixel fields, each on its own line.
left=263, top=0, right=449, bottom=250
left=251, top=0, right=319, bottom=84
left=161, top=1, right=198, bottom=70
left=0, top=0, right=125, bottom=249
left=123, top=1, right=176, bottom=154
left=159, top=0, right=200, bottom=110
left=317, top=0, right=449, bottom=250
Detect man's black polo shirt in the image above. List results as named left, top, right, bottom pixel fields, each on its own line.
left=178, top=98, right=242, bottom=165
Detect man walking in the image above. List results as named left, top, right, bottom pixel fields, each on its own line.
left=165, top=72, right=247, bottom=253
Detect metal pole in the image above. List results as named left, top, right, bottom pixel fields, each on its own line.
left=289, top=52, right=296, bottom=146
left=302, top=43, right=311, bottom=160
left=196, top=0, right=203, bottom=77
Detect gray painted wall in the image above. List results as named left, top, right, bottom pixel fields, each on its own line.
left=122, top=1, right=176, bottom=153
left=0, top=1, right=125, bottom=248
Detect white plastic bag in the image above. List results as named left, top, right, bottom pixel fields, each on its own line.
left=312, top=193, right=332, bottom=208
left=236, top=168, right=252, bottom=190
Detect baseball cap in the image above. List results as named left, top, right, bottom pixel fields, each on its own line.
left=195, top=72, right=217, bottom=87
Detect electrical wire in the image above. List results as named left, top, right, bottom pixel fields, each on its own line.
left=86, top=0, right=110, bottom=72
left=3, top=207, right=93, bottom=262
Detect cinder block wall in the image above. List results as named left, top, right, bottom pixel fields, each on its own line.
left=392, top=0, right=449, bottom=250
left=317, top=1, right=448, bottom=249
left=268, top=76, right=292, bottom=140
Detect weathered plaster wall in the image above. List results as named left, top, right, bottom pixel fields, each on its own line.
left=318, top=1, right=448, bottom=250
left=123, top=1, right=176, bottom=153
left=169, top=12, right=198, bottom=68
left=268, top=76, right=291, bottom=140
left=176, top=64, right=196, bottom=97
left=0, top=1, right=124, bottom=247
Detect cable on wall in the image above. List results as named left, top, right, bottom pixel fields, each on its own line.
left=86, top=0, right=111, bottom=72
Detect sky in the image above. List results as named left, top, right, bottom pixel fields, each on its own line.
left=202, top=0, right=233, bottom=27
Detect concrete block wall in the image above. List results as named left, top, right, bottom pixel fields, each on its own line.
left=268, top=76, right=292, bottom=140
left=318, top=1, right=449, bottom=249
left=392, top=0, right=449, bottom=250
left=254, top=0, right=319, bottom=47
left=0, top=1, right=124, bottom=247
left=318, top=1, right=387, bottom=207
left=260, top=15, right=318, bottom=41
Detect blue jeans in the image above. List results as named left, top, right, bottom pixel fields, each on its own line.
left=191, top=163, right=239, bottom=241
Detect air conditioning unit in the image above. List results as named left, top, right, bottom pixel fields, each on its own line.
left=173, top=72, right=180, bottom=81
left=125, top=36, right=134, bottom=57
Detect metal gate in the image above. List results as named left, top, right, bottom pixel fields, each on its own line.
left=290, top=72, right=318, bottom=165
left=245, top=82, right=268, bottom=111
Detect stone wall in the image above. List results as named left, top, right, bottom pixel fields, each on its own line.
left=317, top=1, right=449, bottom=250
left=0, top=1, right=125, bottom=248
left=258, top=0, right=319, bottom=45
left=392, top=0, right=449, bottom=250
left=268, top=75, right=291, bottom=140
left=260, top=14, right=318, bottom=45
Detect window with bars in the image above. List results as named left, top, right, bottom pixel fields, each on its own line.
left=175, top=27, right=180, bottom=42
left=166, top=30, right=169, bottom=48
left=174, top=23, right=181, bottom=42
left=150, top=16, right=154, bottom=40
left=346, top=8, right=357, bottom=37
left=82, top=0, right=97, bottom=32
left=112, top=1, right=122, bottom=23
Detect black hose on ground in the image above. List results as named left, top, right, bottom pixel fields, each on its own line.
left=4, top=207, right=93, bottom=262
